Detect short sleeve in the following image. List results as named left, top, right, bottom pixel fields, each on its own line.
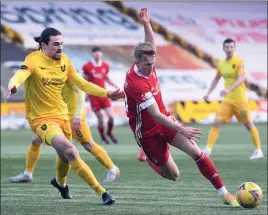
left=128, top=82, right=156, bottom=110
left=238, top=59, right=245, bottom=73
left=216, top=64, right=221, bottom=77
left=106, top=63, right=110, bottom=75
left=67, top=58, right=78, bottom=78
left=82, top=63, right=89, bottom=75
left=19, top=55, right=35, bottom=74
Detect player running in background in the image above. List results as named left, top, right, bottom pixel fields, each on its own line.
left=202, top=38, right=264, bottom=160
left=9, top=82, right=120, bottom=184
left=8, top=28, right=123, bottom=205
left=124, top=8, right=240, bottom=207
left=83, top=47, right=119, bottom=145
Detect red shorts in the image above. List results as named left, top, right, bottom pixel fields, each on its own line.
left=89, top=96, right=111, bottom=112
left=136, top=126, right=177, bottom=166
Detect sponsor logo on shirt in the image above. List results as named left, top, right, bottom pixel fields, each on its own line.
left=92, top=74, right=105, bottom=79
left=42, top=78, right=65, bottom=86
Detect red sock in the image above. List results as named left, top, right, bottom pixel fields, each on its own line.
left=97, top=123, right=106, bottom=141
left=146, top=158, right=167, bottom=179
left=107, top=118, right=114, bottom=135
left=195, top=152, right=224, bottom=189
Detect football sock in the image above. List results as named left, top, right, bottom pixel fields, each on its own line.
left=70, top=157, right=105, bottom=195
left=206, top=127, right=220, bottom=150
left=217, top=186, right=228, bottom=196
left=146, top=158, right=168, bottom=179
left=249, top=127, right=261, bottom=150
left=195, top=152, right=224, bottom=190
left=25, top=143, right=42, bottom=174
left=97, top=123, right=106, bottom=141
left=56, top=156, right=70, bottom=187
left=89, top=143, right=114, bottom=170
left=107, top=118, right=114, bottom=135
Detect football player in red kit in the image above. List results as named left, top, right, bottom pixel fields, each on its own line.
left=124, top=8, right=240, bottom=207
left=83, top=47, right=119, bottom=145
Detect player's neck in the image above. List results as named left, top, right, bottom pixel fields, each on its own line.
left=92, top=59, right=102, bottom=67
left=226, top=55, right=234, bottom=61
left=40, top=50, right=57, bottom=62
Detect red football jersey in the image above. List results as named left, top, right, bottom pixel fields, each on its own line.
left=82, top=60, right=109, bottom=88
left=124, top=63, right=170, bottom=138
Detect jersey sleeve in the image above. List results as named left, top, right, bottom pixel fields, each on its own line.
left=237, top=59, right=245, bottom=73
left=8, top=55, right=34, bottom=88
left=82, top=63, right=89, bottom=75
left=129, top=82, right=156, bottom=110
left=68, top=72, right=108, bottom=97
left=106, top=63, right=110, bottom=75
left=216, top=63, right=222, bottom=77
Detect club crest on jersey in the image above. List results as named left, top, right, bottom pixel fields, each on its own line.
left=41, top=124, right=47, bottom=131
left=232, top=64, right=236, bottom=69
left=102, top=68, right=106, bottom=73
left=61, top=65, right=66, bottom=72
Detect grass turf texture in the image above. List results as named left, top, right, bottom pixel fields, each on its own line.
left=1, top=124, right=267, bottom=215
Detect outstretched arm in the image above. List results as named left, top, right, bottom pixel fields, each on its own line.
left=106, top=76, right=119, bottom=89
left=68, top=66, right=124, bottom=100
left=140, top=8, right=155, bottom=46
left=68, top=72, right=108, bottom=97
left=8, top=62, right=33, bottom=98
left=147, top=103, right=202, bottom=142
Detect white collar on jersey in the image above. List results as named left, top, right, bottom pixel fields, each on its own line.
left=134, top=64, right=149, bottom=79
left=91, top=59, right=103, bottom=67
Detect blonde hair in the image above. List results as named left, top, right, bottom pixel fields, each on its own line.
left=134, top=41, right=156, bottom=62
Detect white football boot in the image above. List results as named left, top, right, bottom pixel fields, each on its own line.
left=9, top=173, right=33, bottom=183
left=102, top=166, right=120, bottom=183
left=249, top=149, right=264, bottom=160
left=202, top=147, right=212, bottom=156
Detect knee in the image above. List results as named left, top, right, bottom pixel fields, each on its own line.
left=190, top=146, right=202, bottom=160
left=32, top=135, right=43, bottom=145
left=170, top=172, right=180, bottom=181
left=64, top=145, right=79, bottom=161
left=244, top=122, right=254, bottom=130
left=82, top=142, right=94, bottom=152
left=98, top=118, right=104, bottom=125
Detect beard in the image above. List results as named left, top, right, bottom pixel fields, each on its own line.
left=53, top=52, right=62, bottom=60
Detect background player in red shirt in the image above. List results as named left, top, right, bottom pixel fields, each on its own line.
left=83, top=47, right=119, bottom=145
left=124, top=8, right=240, bottom=207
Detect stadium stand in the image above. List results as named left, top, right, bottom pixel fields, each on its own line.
left=107, top=1, right=267, bottom=98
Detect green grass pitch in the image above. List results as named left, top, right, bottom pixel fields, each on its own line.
left=1, top=124, right=267, bottom=215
